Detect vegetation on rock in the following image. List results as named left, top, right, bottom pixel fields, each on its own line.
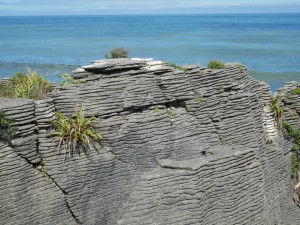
left=34, top=161, right=52, bottom=183
left=166, top=108, right=173, bottom=119
left=0, top=110, right=16, bottom=143
left=207, top=60, right=226, bottom=69
left=235, top=63, right=245, bottom=71
left=49, top=105, right=103, bottom=162
left=196, top=96, right=203, bottom=103
left=59, top=74, right=86, bottom=85
left=283, top=122, right=300, bottom=178
left=0, top=68, right=53, bottom=100
left=291, top=87, right=300, bottom=95
left=105, top=47, right=129, bottom=59
left=153, top=107, right=160, bottom=113
left=0, top=81, right=11, bottom=98
left=167, top=62, right=188, bottom=73
left=269, top=96, right=284, bottom=128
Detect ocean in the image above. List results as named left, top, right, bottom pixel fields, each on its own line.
left=0, top=14, right=299, bottom=91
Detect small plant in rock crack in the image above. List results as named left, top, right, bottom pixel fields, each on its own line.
left=153, top=107, right=160, bottom=113
left=166, top=108, right=173, bottom=119
left=49, top=105, right=104, bottom=163
left=196, top=96, right=203, bottom=103
left=0, top=110, right=16, bottom=143
left=35, top=161, right=52, bottom=183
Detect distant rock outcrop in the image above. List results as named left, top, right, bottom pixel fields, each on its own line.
left=1, top=58, right=300, bottom=225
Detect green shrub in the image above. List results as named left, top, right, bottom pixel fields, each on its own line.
left=207, top=60, right=226, bottom=69
left=291, top=87, right=300, bottom=95
left=59, top=74, right=86, bottom=86
left=0, top=111, right=16, bottom=143
left=269, top=96, right=284, bottom=128
left=105, top=47, right=128, bottom=59
left=1, top=68, right=53, bottom=100
left=49, top=105, right=103, bottom=162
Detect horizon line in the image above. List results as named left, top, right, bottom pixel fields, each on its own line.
left=0, top=12, right=300, bottom=17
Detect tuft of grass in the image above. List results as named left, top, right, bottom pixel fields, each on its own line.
left=167, top=62, right=188, bottom=73
left=166, top=108, right=173, bottom=119
left=291, top=87, right=300, bottom=96
left=0, top=68, right=53, bottom=100
left=0, top=110, right=16, bottom=143
left=59, top=74, right=86, bottom=86
left=207, top=60, right=226, bottom=69
left=153, top=107, right=160, bottom=113
left=269, top=96, right=284, bottom=128
left=196, top=96, right=203, bottom=103
left=235, top=63, right=245, bottom=71
left=49, top=105, right=104, bottom=162
left=105, top=47, right=129, bottom=59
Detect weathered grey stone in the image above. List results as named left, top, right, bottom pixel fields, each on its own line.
left=1, top=58, right=300, bottom=225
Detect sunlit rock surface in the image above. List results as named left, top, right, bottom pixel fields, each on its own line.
left=1, top=58, right=300, bottom=225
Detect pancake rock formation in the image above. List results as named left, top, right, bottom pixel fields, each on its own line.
left=1, top=58, right=300, bottom=225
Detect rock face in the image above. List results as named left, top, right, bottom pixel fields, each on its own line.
left=1, top=58, right=300, bottom=225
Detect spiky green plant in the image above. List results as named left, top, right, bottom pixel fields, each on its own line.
left=49, top=106, right=103, bottom=162
left=59, top=74, right=86, bottom=86
left=0, top=110, right=16, bottom=143
left=269, top=96, right=284, bottom=128
left=105, top=47, right=128, bottom=59
left=3, top=68, right=53, bottom=100
left=207, top=60, right=226, bottom=69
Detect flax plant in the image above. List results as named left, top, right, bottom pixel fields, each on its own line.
left=4, top=68, right=53, bottom=100
left=50, top=106, right=103, bottom=162
left=269, top=96, right=284, bottom=128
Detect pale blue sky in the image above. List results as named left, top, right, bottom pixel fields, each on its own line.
left=0, top=0, right=299, bottom=15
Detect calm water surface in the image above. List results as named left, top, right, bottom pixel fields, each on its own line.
left=0, top=14, right=299, bottom=91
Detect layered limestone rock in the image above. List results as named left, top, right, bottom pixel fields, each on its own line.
left=1, top=58, right=300, bottom=225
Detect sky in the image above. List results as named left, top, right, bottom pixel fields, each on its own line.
left=0, top=0, right=299, bottom=16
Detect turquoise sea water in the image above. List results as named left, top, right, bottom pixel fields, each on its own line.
left=0, top=14, right=299, bottom=91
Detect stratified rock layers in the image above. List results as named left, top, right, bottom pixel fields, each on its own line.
left=0, top=58, right=299, bottom=225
